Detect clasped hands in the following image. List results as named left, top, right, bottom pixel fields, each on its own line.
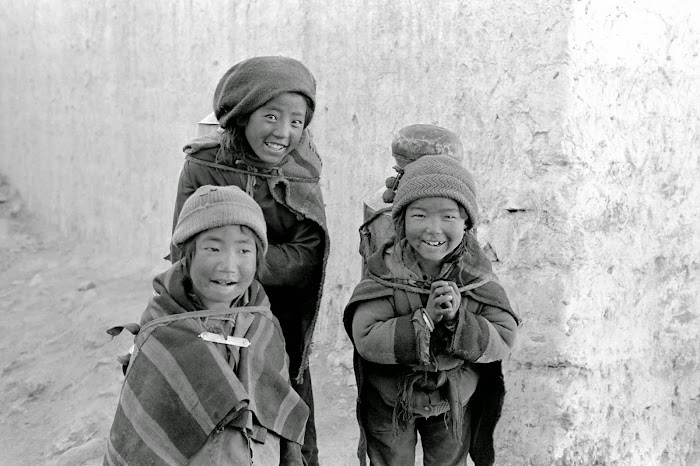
left=424, top=280, right=461, bottom=324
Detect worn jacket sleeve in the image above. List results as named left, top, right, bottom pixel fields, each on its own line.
left=351, top=298, right=430, bottom=366
left=258, top=218, right=323, bottom=288
left=447, top=299, right=518, bottom=363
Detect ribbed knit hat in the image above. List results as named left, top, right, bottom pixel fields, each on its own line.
left=213, top=56, right=316, bottom=129
left=391, top=124, right=464, bottom=168
left=172, top=185, right=268, bottom=253
left=392, top=155, right=478, bottom=229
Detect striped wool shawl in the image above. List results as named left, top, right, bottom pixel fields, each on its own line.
left=104, top=262, right=308, bottom=466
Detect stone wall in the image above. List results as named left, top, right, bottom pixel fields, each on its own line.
left=1, top=0, right=698, bottom=463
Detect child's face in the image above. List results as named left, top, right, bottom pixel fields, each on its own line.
left=190, top=225, right=257, bottom=310
left=244, top=92, right=307, bottom=165
left=404, top=197, right=466, bottom=270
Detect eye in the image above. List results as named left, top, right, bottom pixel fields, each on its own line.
left=239, top=248, right=253, bottom=255
left=204, top=246, right=219, bottom=252
left=291, top=119, right=303, bottom=128
left=265, top=114, right=277, bottom=121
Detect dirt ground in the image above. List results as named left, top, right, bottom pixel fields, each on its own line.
left=0, top=178, right=360, bottom=466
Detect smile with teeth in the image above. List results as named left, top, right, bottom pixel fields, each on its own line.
left=211, top=279, right=236, bottom=286
left=265, top=142, right=286, bottom=151
left=422, top=240, right=446, bottom=247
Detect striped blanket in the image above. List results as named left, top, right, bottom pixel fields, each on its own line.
left=104, top=262, right=308, bottom=465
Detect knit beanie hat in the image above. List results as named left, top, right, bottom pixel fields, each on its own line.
left=213, top=56, right=316, bottom=129
left=391, top=124, right=464, bottom=168
left=172, top=185, right=268, bottom=253
left=392, top=155, right=479, bottom=229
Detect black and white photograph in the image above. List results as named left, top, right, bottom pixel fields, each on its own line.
left=0, top=1, right=698, bottom=465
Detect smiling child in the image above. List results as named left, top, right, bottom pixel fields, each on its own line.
left=344, top=154, right=520, bottom=466
left=170, top=56, right=328, bottom=466
left=105, top=185, right=308, bottom=465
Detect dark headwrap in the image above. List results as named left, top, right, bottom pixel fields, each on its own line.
left=213, top=56, right=316, bottom=129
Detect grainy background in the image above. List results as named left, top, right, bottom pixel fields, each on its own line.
left=1, top=0, right=698, bottom=463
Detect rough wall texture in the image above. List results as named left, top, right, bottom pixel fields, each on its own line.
left=554, top=1, right=700, bottom=464
left=1, top=0, right=698, bottom=463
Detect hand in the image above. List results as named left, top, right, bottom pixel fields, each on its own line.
left=425, top=281, right=461, bottom=323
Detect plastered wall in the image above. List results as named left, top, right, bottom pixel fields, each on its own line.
left=554, top=1, right=699, bottom=463
left=1, top=0, right=698, bottom=463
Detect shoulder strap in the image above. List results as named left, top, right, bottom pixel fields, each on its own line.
left=186, top=155, right=319, bottom=183
left=140, top=306, right=273, bottom=334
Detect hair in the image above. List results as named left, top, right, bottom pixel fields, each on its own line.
left=217, top=92, right=315, bottom=165
left=218, top=125, right=251, bottom=164
left=180, top=225, right=267, bottom=280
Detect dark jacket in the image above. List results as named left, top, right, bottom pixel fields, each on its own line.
left=170, top=129, right=329, bottom=382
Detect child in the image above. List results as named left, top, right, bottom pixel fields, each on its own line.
left=105, top=185, right=308, bottom=465
left=359, top=123, right=465, bottom=272
left=170, top=56, right=328, bottom=466
left=344, top=154, right=520, bottom=466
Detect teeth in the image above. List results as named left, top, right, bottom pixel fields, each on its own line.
left=266, top=142, right=285, bottom=151
left=213, top=280, right=234, bottom=286
left=424, top=240, right=445, bottom=247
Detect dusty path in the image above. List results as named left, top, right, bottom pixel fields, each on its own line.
left=0, top=179, right=359, bottom=466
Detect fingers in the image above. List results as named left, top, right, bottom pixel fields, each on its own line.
left=448, top=282, right=460, bottom=295
left=430, top=281, right=456, bottom=303
left=428, top=280, right=462, bottom=322
left=447, top=282, right=461, bottom=310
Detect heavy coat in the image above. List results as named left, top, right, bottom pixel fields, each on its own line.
left=344, top=235, right=519, bottom=466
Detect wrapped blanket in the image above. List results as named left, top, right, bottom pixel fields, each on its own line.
left=104, top=262, right=308, bottom=466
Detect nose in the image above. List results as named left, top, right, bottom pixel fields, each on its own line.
left=425, top=216, right=441, bottom=233
left=218, top=252, right=239, bottom=275
left=271, top=120, right=291, bottom=139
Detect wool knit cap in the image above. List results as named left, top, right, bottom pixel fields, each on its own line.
left=392, top=155, right=479, bottom=229
left=172, top=185, right=268, bottom=253
left=391, top=124, right=464, bottom=168
left=213, top=56, right=316, bottom=129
